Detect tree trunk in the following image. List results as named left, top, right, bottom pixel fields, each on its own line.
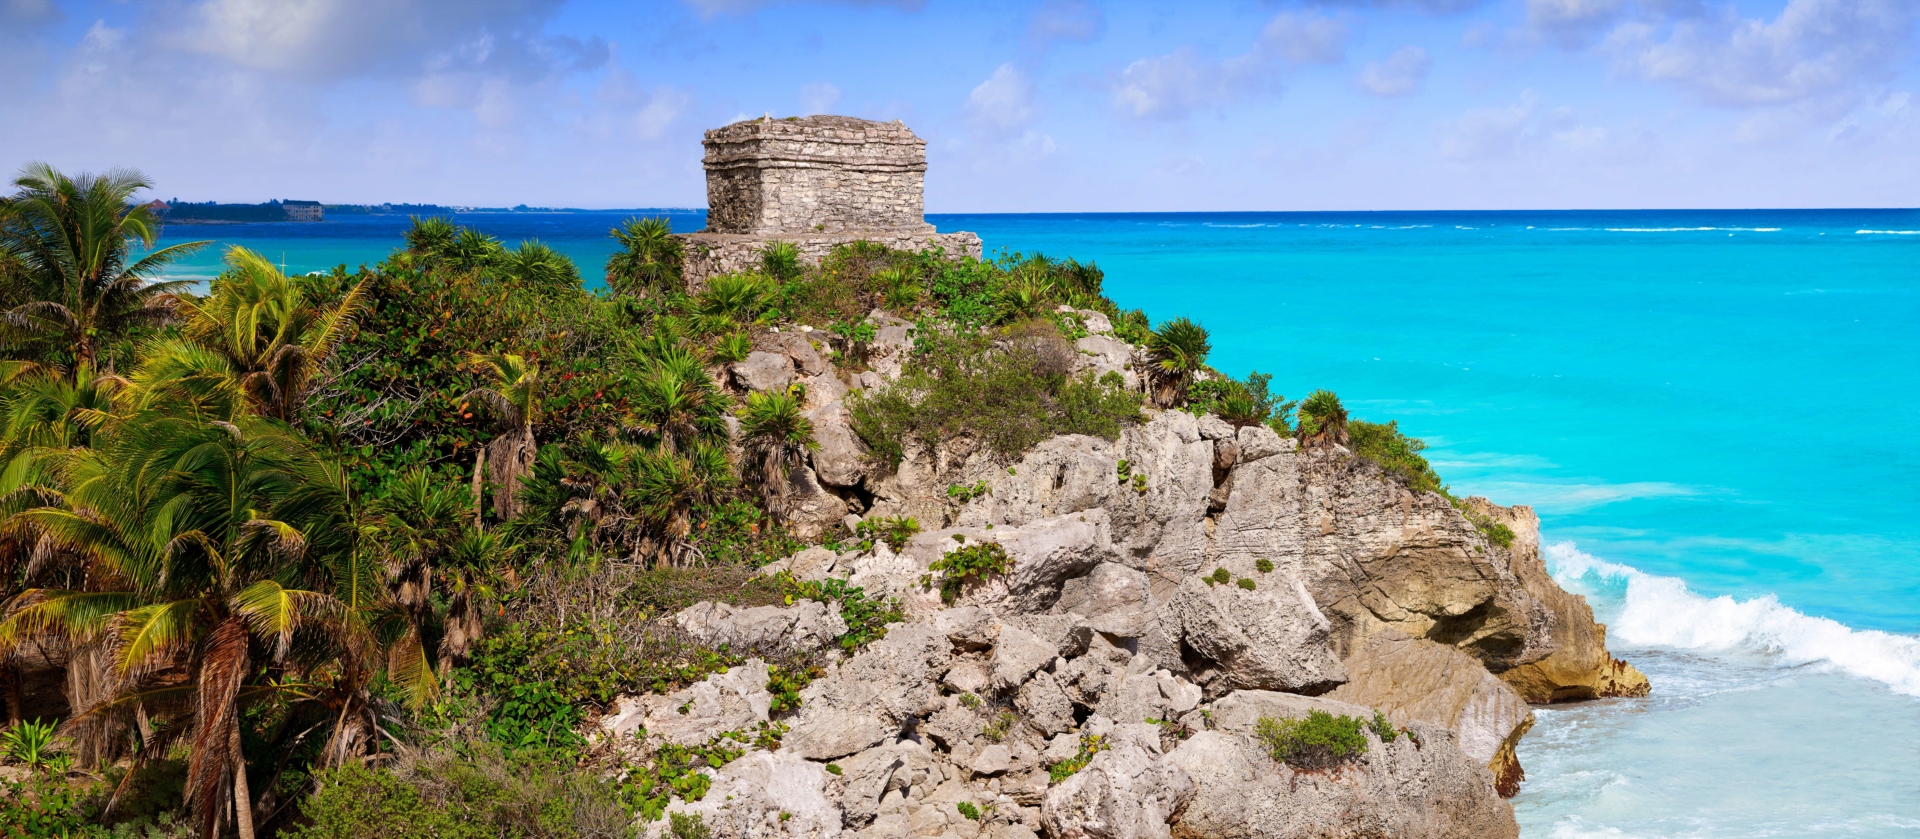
left=472, top=445, right=487, bottom=529
left=230, top=714, right=256, bottom=839
left=486, top=424, right=537, bottom=521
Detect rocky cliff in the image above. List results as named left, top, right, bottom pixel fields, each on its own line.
left=615, top=308, right=1649, bottom=838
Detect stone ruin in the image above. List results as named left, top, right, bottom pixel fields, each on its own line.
left=678, top=115, right=982, bottom=287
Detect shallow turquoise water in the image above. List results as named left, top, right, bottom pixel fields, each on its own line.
left=155, top=209, right=1920, bottom=836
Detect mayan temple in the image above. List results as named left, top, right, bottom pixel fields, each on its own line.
left=678, top=115, right=982, bottom=286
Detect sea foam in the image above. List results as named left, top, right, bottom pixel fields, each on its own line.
left=1546, top=543, right=1920, bottom=697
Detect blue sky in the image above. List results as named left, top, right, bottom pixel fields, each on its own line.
left=2, top=0, right=1916, bottom=211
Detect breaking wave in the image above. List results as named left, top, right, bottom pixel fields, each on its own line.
left=1546, top=542, right=1920, bottom=698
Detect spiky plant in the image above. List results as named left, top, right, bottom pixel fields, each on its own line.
left=443, top=228, right=504, bottom=275
left=403, top=216, right=458, bottom=256
left=606, top=217, right=683, bottom=298
left=499, top=239, right=581, bottom=291
left=1296, top=389, right=1350, bottom=447
left=629, top=344, right=728, bottom=453
left=736, top=389, right=818, bottom=516
left=1145, top=317, right=1211, bottom=408
left=625, top=443, right=736, bottom=567
left=0, top=163, right=209, bottom=373
left=711, top=333, right=753, bottom=364
left=697, top=272, right=771, bottom=323
left=760, top=241, right=803, bottom=282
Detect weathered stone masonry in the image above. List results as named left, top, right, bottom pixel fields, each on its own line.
left=678, top=115, right=982, bottom=288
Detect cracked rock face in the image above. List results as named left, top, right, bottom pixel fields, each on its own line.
left=613, top=409, right=1644, bottom=839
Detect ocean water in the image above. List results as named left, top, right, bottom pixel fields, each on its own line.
left=155, top=209, right=1920, bottom=837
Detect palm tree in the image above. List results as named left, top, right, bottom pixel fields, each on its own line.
left=366, top=469, right=507, bottom=684
left=629, top=344, right=728, bottom=453
left=760, top=240, right=803, bottom=282
left=130, top=246, right=366, bottom=423
left=626, top=443, right=735, bottom=566
left=0, top=412, right=392, bottom=839
left=499, top=240, right=581, bottom=292
left=462, top=352, right=541, bottom=522
left=0, top=164, right=209, bottom=373
left=1296, top=389, right=1350, bottom=447
left=735, top=389, right=817, bottom=516
left=606, top=217, right=682, bottom=297
left=1144, top=317, right=1211, bottom=408
left=403, top=216, right=458, bottom=256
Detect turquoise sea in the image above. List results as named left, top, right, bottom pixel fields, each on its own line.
left=156, top=210, right=1920, bottom=837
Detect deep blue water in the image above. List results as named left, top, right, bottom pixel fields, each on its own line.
left=156, top=209, right=1920, bottom=837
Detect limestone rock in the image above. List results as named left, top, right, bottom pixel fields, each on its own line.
left=1016, top=671, right=1077, bottom=735
left=734, top=351, right=795, bottom=392
left=836, top=740, right=944, bottom=827
left=808, top=401, right=870, bottom=488
left=1072, top=335, right=1139, bottom=392
left=600, top=660, right=771, bottom=748
left=1170, top=691, right=1517, bottom=839
left=1040, top=734, right=1192, bottom=839
left=1325, top=628, right=1535, bottom=796
left=652, top=750, right=841, bottom=839
left=1471, top=500, right=1651, bottom=703
left=674, top=600, right=849, bottom=653
left=1053, top=563, right=1153, bottom=639
left=762, top=331, right=833, bottom=377
left=869, top=322, right=915, bottom=381
left=1162, top=578, right=1347, bottom=695
left=784, top=624, right=949, bottom=760
left=972, top=744, right=1013, bottom=776
left=991, top=623, right=1058, bottom=690
left=783, top=465, right=850, bottom=542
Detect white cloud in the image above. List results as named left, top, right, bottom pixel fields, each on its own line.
left=1108, top=11, right=1350, bottom=121
left=1356, top=46, right=1432, bottom=96
left=1607, top=0, right=1918, bottom=108
left=679, top=0, right=923, bottom=18
left=965, top=63, right=1038, bottom=135
left=1260, top=12, right=1350, bottom=65
left=799, top=82, right=842, bottom=115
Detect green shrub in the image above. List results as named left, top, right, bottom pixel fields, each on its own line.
left=670, top=812, right=712, bottom=839
left=766, top=664, right=819, bottom=713
left=1349, top=420, right=1444, bottom=495
left=624, top=732, right=748, bottom=822
left=982, top=710, right=1017, bottom=741
left=1211, top=568, right=1231, bottom=585
left=825, top=764, right=843, bottom=776
left=1237, top=578, right=1256, bottom=591
left=947, top=481, right=989, bottom=502
left=1, top=718, right=58, bottom=770
left=854, top=515, right=920, bottom=551
left=848, top=329, right=1141, bottom=468
left=1187, top=372, right=1293, bottom=428
left=1368, top=710, right=1400, bottom=743
left=292, top=744, right=628, bottom=839
left=1255, top=558, right=1274, bottom=573
left=711, top=332, right=753, bottom=363
left=780, top=575, right=905, bottom=651
left=1254, top=711, right=1370, bottom=769
left=1048, top=734, right=1108, bottom=784
left=1296, top=389, right=1349, bottom=444
left=955, top=802, right=983, bottom=821
left=925, top=541, right=1014, bottom=604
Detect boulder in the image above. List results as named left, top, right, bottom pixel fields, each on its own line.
left=1325, top=628, right=1535, bottom=795
left=1053, top=562, right=1153, bottom=638
left=733, top=351, right=795, bottom=392
left=651, top=750, right=841, bottom=839
left=1162, top=578, right=1347, bottom=695
left=600, top=659, right=771, bottom=748
left=762, top=331, right=833, bottom=377
left=1072, top=334, right=1139, bottom=392
left=1169, top=691, right=1518, bottom=839
left=868, top=320, right=915, bottom=381
left=807, top=401, right=870, bottom=488
left=1040, top=732, right=1192, bottom=839
left=674, top=600, right=849, bottom=653
left=783, top=465, right=850, bottom=542
left=991, top=623, right=1058, bottom=690
left=783, top=624, right=949, bottom=760
left=836, top=739, right=945, bottom=827
left=1016, top=671, right=1077, bottom=735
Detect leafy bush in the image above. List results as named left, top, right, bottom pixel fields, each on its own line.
left=854, top=515, right=920, bottom=551
left=1368, top=710, right=1401, bottom=743
left=1254, top=711, right=1370, bottom=769
left=291, top=744, right=629, bottom=839
left=947, top=481, right=989, bottom=502
left=955, top=802, right=983, bottom=821
left=1211, top=568, right=1231, bottom=585
left=850, top=329, right=1142, bottom=468
left=1187, top=372, right=1293, bottom=429
left=982, top=710, right=1017, bottom=742
left=669, top=812, right=712, bottom=839
left=623, top=732, right=748, bottom=822
left=1349, top=420, right=1444, bottom=495
left=1237, top=578, right=1256, bottom=591
left=1255, top=558, right=1274, bottom=573
left=780, top=575, right=906, bottom=652
left=925, top=541, right=1014, bottom=604
left=1048, top=734, right=1109, bottom=784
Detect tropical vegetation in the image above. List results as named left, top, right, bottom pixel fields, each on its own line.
left=0, top=162, right=1479, bottom=836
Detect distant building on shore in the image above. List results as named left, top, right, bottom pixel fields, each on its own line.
left=282, top=200, right=324, bottom=221
left=676, top=115, right=981, bottom=288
